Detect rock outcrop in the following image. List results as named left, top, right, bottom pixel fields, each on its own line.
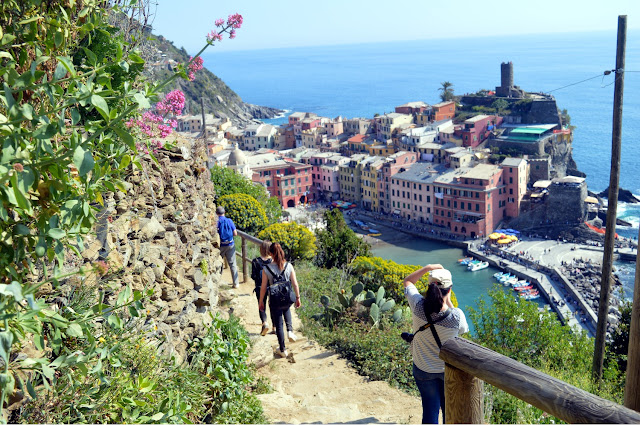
left=598, top=187, right=640, bottom=204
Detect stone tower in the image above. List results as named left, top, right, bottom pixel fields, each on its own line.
left=501, top=62, right=514, bottom=90
left=496, top=61, right=524, bottom=98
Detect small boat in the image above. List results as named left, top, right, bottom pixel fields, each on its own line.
left=514, top=285, right=534, bottom=292
left=458, top=257, right=473, bottom=264
left=506, top=277, right=519, bottom=285
left=493, top=272, right=506, bottom=279
left=468, top=261, right=489, bottom=271
left=519, top=290, right=539, bottom=297
left=521, top=293, right=541, bottom=300
left=511, top=280, right=530, bottom=288
left=368, top=233, right=382, bottom=237
left=497, top=273, right=514, bottom=283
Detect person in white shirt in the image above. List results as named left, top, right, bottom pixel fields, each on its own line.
left=403, top=265, right=469, bottom=424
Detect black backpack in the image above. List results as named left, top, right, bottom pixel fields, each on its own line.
left=264, top=263, right=297, bottom=307
left=251, top=257, right=271, bottom=289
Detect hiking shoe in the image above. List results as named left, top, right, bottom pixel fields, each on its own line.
left=288, top=331, right=298, bottom=342
left=232, top=283, right=239, bottom=289
left=275, top=349, right=288, bottom=358
left=261, top=324, right=269, bottom=336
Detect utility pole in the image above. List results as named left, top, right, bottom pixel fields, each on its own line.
left=592, top=15, right=626, bottom=382
left=200, top=97, right=206, bottom=139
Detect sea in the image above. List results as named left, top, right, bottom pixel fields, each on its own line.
left=203, top=30, right=640, bottom=298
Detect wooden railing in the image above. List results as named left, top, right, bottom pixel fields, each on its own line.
left=440, top=338, right=640, bottom=423
left=235, top=229, right=263, bottom=283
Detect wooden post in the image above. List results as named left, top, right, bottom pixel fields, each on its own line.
left=445, top=363, right=483, bottom=424
left=241, top=236, right=248, bottom=283
left=593, top=15, right=627, bottom=381
left=625, top=224, right=640, bottom=410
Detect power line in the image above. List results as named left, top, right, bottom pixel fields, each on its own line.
left=547, top=73, right=608, bottom=94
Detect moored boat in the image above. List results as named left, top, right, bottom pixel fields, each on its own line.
left=468, top=261, right=489, bottom=271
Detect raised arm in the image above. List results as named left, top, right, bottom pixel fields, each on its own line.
left=403, top=264, right=443, bottom=287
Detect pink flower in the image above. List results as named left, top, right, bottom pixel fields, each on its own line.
left=215, top=18, right=225, bottom=27
left=229, top=29, right=236, bottom=39
left=207, top=30, right=222, bottom=43
left=227, top=13, right=243, bottom=29
left=13, top=163, right=23, bottom=172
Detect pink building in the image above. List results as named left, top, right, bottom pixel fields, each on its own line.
left=305, top=153, right=349, bottom=201
left=455, top=114, right=503, bottom=148
left=252, top=161, right=313, bottom=208
left=324, top=118, right=344, bottom=138
left=432, top=162, right=524, bottom=238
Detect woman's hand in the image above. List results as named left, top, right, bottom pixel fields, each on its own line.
left=294, top=298, right=301, bottom=309
left=259, top=300, right=264, bottom=311
left=426, top=264, right=443, bottom=271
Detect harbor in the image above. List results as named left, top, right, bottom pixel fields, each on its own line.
left=353, top=209, right=634, bottom=337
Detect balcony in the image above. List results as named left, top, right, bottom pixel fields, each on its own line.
left=453, top=211, right=485, bottom=224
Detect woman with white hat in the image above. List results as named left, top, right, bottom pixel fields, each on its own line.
left=403, top=264, right=469, bottom=424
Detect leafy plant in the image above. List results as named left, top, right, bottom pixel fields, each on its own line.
left=258, top=221, right=317, bottom=262
left=314, top=209, right=370, bottom=269
left=217, top=193, right=269, bottom=234
left=0, top=1, right=246, bottom=420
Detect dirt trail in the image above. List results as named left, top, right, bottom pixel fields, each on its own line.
left=221, top=267, right=423, bottom=424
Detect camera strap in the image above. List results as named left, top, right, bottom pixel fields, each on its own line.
left=415, top=308, right=452, bottom=348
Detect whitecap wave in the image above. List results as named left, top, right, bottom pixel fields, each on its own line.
left=617, top=202, right=640, bottom=228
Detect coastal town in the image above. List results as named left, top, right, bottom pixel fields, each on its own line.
left=177, top=62, right=636, bottom=336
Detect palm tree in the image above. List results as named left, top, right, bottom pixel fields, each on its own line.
left=438, top=81, right=454, bottom=102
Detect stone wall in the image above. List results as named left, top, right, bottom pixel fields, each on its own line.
left=88, top=139, right=224, bottom=362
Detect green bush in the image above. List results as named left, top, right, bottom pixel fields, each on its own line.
left=218, top=193, right=269, bottom=234
left=469, top=288, right=624, bottom=423
left=21, top=313, right=267, bottom=424
left=314, top=209, right=370, bottom=269
left=210, top=165, right=282, bottom=224
left=258, top=222, right=317, bottom=262
left=350, top=256, right=458, bottom=306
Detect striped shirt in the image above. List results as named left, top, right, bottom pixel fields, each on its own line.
left=405, top=283, right=469, bottom=373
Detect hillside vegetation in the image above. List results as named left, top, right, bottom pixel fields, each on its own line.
left=144, top=35, right=281, bottom=125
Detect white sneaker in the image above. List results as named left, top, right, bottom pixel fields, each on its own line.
left=288, top=331, right=297, bottom=342
left=261, top=324, right=269, bottom=336
left=275, top=348, right=288, bottom=358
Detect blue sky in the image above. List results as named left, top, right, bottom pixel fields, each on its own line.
left=151, top=0, right=640, bottom=54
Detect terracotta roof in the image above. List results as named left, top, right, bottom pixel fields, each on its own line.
left=348, top=134, right=366, bottom=143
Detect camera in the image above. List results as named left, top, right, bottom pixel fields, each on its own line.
left=401, top=332, right=414, bottom=343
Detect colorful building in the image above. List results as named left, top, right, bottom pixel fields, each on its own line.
left=455, top=114, right=502, bottom=148
left=389, top=162, right=441, bottom=223
left=431, top=162, right=525, bottom=238
left=252, top=161, right=313, bottom=208
left=432, top=101, right=456, bottom=121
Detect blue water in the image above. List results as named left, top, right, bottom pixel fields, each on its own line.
left=204, top=30, right=640, bottom=291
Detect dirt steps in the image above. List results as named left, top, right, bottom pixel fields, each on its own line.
left=222, top=268, right=423, bottom=424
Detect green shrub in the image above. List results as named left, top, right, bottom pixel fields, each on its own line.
left=218, top=193, right=269, bottom=234
left=314, top=209, right=370, bottom=269
left=21, top=313, right=267, bottom=424
left=258, top=222, right=317, bottom=261
left=350, top=256, right=458, bottom=306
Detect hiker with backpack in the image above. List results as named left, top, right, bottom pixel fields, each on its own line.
left=258, top=242, right=301, bottom=358
left=216, top=206, right=239, bottom=288
left=403, top=265, right=468, bottom=425
left=252, top=240, right=297, bottom=339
